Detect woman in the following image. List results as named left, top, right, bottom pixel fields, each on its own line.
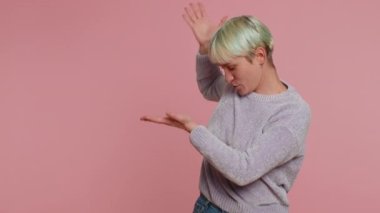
left=140, top=2, right=311, bottom=213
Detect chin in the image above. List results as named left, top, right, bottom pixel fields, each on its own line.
left=235, top=85, right=249, bottom=96
left=237, top=89, right=248, bottom=97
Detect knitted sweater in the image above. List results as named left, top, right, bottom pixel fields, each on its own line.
left=189, top=54, right=311, bottom=213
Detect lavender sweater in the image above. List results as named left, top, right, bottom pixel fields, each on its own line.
left=189, top=54, right=311, bottom=213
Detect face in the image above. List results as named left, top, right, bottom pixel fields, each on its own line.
left=219, top=55, right=263, bottom=96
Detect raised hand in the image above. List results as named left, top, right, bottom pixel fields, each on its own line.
left=182, top=2, right=228, bottom=54
left=140, top=112, right=199, bottom=133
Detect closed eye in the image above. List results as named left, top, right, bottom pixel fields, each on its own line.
left=220, top=64, right=235, bottom=72
left=227, top=66, right=235, bottom=71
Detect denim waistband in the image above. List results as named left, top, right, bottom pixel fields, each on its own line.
left=197, top=194, right=228, bottom=213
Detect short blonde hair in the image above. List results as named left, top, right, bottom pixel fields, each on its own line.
left=209, top=16, right=274, bottom=65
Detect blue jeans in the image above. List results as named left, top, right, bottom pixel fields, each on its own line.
left=193, top=194, right=228, bottom=213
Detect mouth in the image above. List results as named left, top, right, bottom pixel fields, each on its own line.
left=233, top=85, right=240, bottom=92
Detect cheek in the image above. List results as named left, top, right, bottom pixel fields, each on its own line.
left=242, top=71, right=259, bottom=87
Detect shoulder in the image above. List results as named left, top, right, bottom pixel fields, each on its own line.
left=264, top=88, right=312, bottom=143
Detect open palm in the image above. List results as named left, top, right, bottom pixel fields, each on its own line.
left=182, top=2, right=227, bottom=54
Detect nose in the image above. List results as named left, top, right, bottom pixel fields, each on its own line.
left=224, top=70, right=234, bottom=84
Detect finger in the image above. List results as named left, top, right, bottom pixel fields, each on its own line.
left=198, top=2, right=206, bottom=17
left=141, top=115, right=191, bottom=133
left=182, top=13, right=194, bottom=27
left=151, top=116, right=186, bottom=130
left=166, top=119, right=185, bottom=129
left=140, top=116, right=169, bottom=124
left=166, top=112, right=190, bottom=123
left=166, top=112, right=181, bottom=121
left=218, top=16, right=228, bottom=27
left=221, top=16, right=228, bottom=23
left=141, top=115, right=183, bottom=128
left=190, top=2, right=201, bottom=19
left=184, top=5, right=196, bottom=22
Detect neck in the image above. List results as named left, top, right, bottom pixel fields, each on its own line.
left=255, top=64, right=287, bottom=95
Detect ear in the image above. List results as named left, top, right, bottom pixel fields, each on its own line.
left=254, top=47, right=267, bottom=65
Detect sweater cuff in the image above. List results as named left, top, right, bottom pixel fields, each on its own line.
left=196, top=53, right=211, bottom=64
left=189, top=125, right=213, bottom=153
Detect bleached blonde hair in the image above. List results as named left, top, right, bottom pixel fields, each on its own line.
left=209, top=15, right=274, bottom=66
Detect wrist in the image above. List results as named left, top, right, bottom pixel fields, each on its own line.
left=199, top=44, right=209, bottom=55
left=187, top=123, right=199, bottom=133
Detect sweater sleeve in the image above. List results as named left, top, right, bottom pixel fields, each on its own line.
left=196, top=54, right=226, bottom=102
left=189, top=125, right=301, bottom=186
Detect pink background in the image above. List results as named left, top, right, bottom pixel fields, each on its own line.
left=1, top=0, right=380, bottom=212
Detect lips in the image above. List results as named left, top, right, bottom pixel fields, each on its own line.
left=233, top=85, right=240, bottom=92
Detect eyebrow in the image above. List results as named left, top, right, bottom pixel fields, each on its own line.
left=219, top=63, right=235, bottom=67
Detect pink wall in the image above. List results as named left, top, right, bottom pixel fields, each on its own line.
left=1, top=0, right=380, bottom=212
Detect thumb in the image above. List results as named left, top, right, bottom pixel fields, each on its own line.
left=166, top=112, right=188, bottom=123
left=166, top=112, right=180, bottom=121
left=218, top=16, right=228, bottom=27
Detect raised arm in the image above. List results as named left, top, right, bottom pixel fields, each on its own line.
left=195, top=54, right=226, bottom=101
left=183, top=2, right=228, bottom=101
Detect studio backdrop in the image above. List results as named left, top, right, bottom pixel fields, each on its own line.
left=1, top=0, right=380, bottom=212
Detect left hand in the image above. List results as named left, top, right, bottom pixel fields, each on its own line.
left=140, top=112, right=199, bottom=133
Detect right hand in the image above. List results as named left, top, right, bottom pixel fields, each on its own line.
left=182, top=2, right=228, bottom=54
left=140, top=112, right=199, bottom=133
